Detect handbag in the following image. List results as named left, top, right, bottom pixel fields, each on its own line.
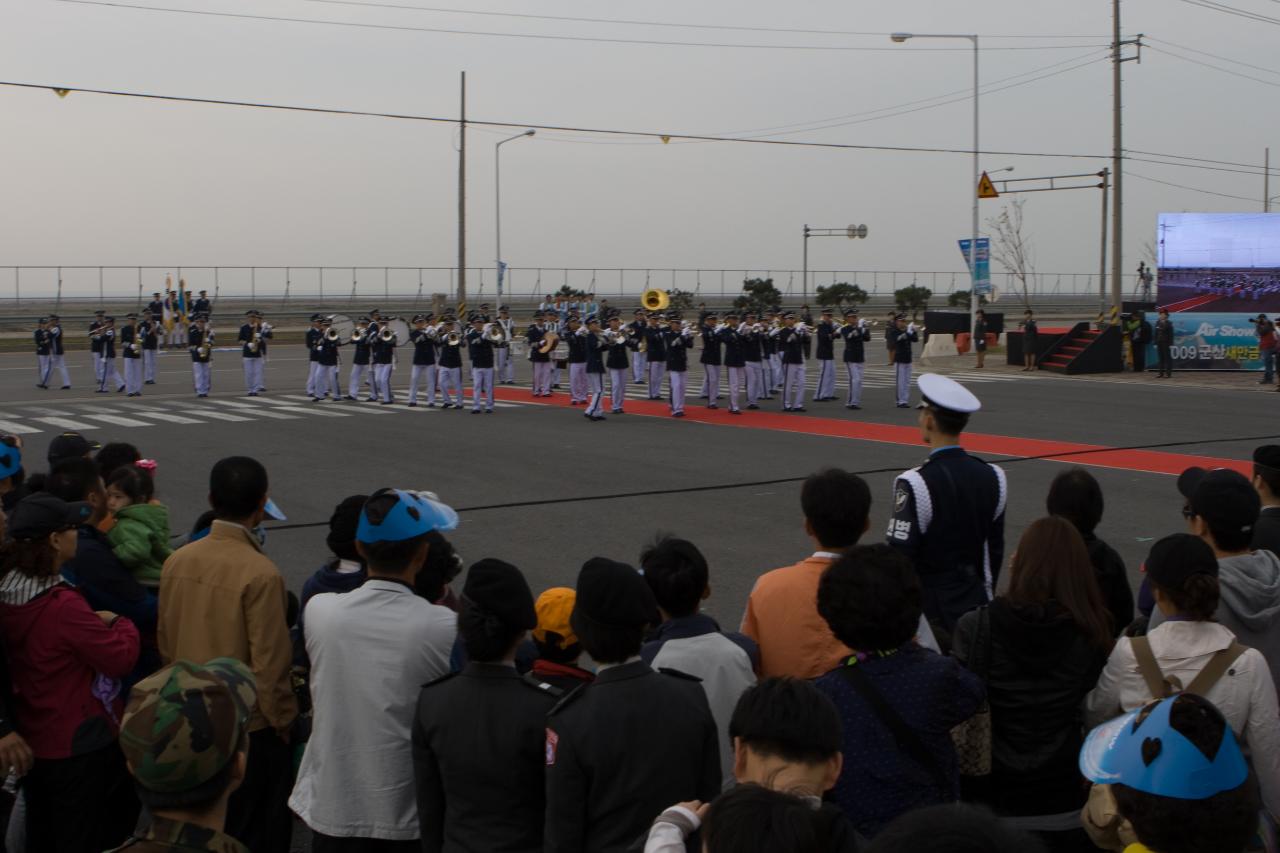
left=951, top=605, right=992, bottom=778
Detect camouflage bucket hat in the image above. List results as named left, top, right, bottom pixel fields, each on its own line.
left=119, top=658, right=257, bottom=793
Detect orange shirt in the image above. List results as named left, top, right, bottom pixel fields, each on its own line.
left=740, top=555, right=850, bottom=679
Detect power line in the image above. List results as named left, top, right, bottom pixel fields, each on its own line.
left=287, top=0, right=1111, bottom=40
left=1128, top=171, right=1264, bottom=202
left=53, top=0, right=1108, bottom=51
left=1145, top=36, right=1280, bottom=76
left=1126, top=155, right=1275, bottom=177
left=1127, top=148, right=1280, bottom=174
left=1174, top=0, right=1280, bottom=26
left=1147, top=43, right=1280, bottom=89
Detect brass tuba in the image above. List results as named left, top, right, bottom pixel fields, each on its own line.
left=641, top=289, right=670, bottom=311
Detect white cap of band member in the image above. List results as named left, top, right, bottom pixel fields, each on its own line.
left=916, top=373, right=981, bottom=413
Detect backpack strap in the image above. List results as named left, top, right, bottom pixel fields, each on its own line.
left=1185, top=642, right=1250, bottom=697
left=1129, top=636, right=1172, bottom=699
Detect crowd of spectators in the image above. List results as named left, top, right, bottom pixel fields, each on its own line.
left=0, top=430, right=1276, bottom=852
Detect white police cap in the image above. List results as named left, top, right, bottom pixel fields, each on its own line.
left=916, top=373, right=981, bottom=414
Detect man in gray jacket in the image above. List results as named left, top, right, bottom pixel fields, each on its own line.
left=1156, top=466, right=1280, bottom=690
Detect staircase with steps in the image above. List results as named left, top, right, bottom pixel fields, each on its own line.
left=1039, top=322, right=1123, bottom=374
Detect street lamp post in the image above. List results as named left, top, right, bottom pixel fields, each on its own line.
left=495, top=129, right=536, bottom=304
left=892, top=32, right=981, bottom=333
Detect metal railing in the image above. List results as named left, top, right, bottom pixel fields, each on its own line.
left=0, top=266, right=1143, bottom=307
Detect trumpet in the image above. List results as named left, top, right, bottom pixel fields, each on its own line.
left=325, top=327, right=341, bottom=342
left=350, top=328, right=367, bottom=344
left=380, top=327, right=396, bottom=343
left=603, top=328, right=627, bottom=345
left=446, top=330, right=462, bottom=346
left=485, top=323, right=506, bottom=344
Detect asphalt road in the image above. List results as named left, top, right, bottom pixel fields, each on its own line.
left=4, top=344, right=1274, bottom=630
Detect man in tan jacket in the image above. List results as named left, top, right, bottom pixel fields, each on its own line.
left=159, top=455, right=297, bottom=853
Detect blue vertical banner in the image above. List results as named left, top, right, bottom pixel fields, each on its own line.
left=958, top=238, right=992, bottom=295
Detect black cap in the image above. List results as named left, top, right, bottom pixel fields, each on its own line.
left=125, top=313, right=137, bottom=320
left=1145, top=533, right=1218, bottom=590
left=47, top=431, right=100, bottom=465
left=1254, top=445, right=1280, bottom=473
left=326, top=494, right=369, bottom=556
left=1177, top=467, right=1260, bottom=534
left=821, top=308, right=834, bottom=315
left=9, top=493, right=92, bottom=540
left=844, top=309, right=858, bottom=317
left=462, top=559, right=537, bottom=630
left=499, top=305, right=510, bottom=312
left=468, top=313, right=482, bottom=323
left=94, top=310, right=105, bottom=316
left=573, top=557, right=660, bottom=628
left=310, top=314, right=323, bottom=322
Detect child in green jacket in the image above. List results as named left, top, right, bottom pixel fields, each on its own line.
left=105, top=465, right=172, bottom=587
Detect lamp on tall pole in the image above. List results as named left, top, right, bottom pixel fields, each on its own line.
left=891, top=31, right=981, bottom=332
left=495, top=129, right=536, bottom=305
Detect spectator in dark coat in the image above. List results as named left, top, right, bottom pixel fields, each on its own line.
left=1045, top=467, right=1134, bottom=635
left=1251, top=445, right=1280, bottom=556
left=952, top=517, right=1113, bottom=852
left=813, top=545, right=984, bottom=840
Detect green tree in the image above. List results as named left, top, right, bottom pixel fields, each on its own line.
left=734, top=278, right=783, bottom=316
left=894, top=285, right=932, bottom=319
left=666, top=288, right=696, bottom=311
left=556, top=284, right=587, bottom=298
left=815, top=282, right=869, bottom=310
left=947, top=289, right=988, bottom=308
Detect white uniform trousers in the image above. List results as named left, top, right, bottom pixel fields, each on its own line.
left=726, top=366, right=745, bottom=412
left=191, top=361, right=211, bottom=396
left=100, top=358, right=124, bottom=392
left=552, top=362, right=563, bottom=388
left=374, top=363, right=395, bottom=402
left=168, top=324, right=185, bottom=347
left=608, top=368, right=627, bottom=412
left=770, top=354, right=784, bottom=391
left=47, top=355, right=70, bottom=388
left=348, top=363, right=371, bottom=400
left=668, top=370, right=687, bottom=414
left=242, top=357, right=264, bottom=394
left=703, top=365, right=721, bottom=404
left=319, top=366, right=341, bottom=400
left=93, top=353, right=105, bottom=387
left=784, top=363, right=806, bottom=410
left=123, top=358, right=143, bottom=395
left=584, top=372, right=605, bottom=417
left=438, top=366, right=462, bottom=406
left=143, top=349, right=157, bottom=383
left=745, top=361, right=764, bottom=406
left=306, top=361, right=321, bottom=397
left=470, top=366, right=494, bottom=411
left=895, top=362, right=913, bottom=406
left=647, top=360, right=666, bottom=399
left=632, top=350, right=647, bottom=382
left=497, top=347, right=515, bottom=383
left=845, top=362, right=865, bottom=407
left=568, top=362, right=588, bottom=403
left=531, top=361, right=553, bottom=396
left=814, top=359, right=836, bottom=401
left=36, top=355, right=49, bottom=386
left=408, top=365, right=437, bottom=405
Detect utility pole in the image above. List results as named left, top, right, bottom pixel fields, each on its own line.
left=1100, top=168, right=1109, bottom=321
left=1266, top=148, right=1271, bottom=213
left=1111, top=1, right=1142, bottom=320
left=457, top=71, right=467, bottom=309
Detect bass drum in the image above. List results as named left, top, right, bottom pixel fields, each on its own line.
left=386, top=318, right=411, bottom=342
left=329, top=314, right=355, bottom=340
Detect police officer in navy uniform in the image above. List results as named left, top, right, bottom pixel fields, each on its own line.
left=544, top=558, right=720, bottom=853
left=886, top=374, right=1007, bottom=633
left=412, top=559, right=561, bottom=853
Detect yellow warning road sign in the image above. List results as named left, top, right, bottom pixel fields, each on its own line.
left=977, top=172, right=1000, bottom=199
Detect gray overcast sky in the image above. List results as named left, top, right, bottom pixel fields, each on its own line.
left=2, top=0, right=1279, bottom=298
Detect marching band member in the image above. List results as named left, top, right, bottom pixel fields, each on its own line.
left=436, top=316, right=464, bottom=409
left=719, top=311, right=746, bottom=415
left=477, top=302, right=492, bottom=323
left=526, top=312, right=554, bottom=398
left=813, top=308, right=837, bottom=402
left=407, top=314, right=438, bottom=408
left=465, top=314, right=497, bottom=414
left=314, top=316, right=344, bottom=402
left=565, top=315, right=589, bottom=405
left=740, top=311, right=765, bottom=410
left=760, top=310, right=780, bottom=398
left=45, top=314, right=70, bottom=389
left=140, top=309, right=159, bottom=384
left=889, top=314, right=920, bottom=408
left=238, top=310, right=262, bottom=396
left=192, top=289, right=212, bottom=319
left=120, top=313, right=144, bottom=397
left=367, top=308, right=383, bottom=341
left=699, top=312, right=723, bottom=409
left=840, top=308, right=872, bottom=410
left=89, top=310, right=106, bottom=387
left=776, top=312, right=809, bottom=413
left=603, top=314, right=635, bottom=414
left=305, top=314, right=324, bottom=399
left=582, top=316, right=607, bottom=421
left=34, top=317, right=51, bottom=389
left=629, top=308, right=648, bottom=383
left=496, top=305, right=516, bottom=384
left=145, top=291, right=165, bottom=329
left=644, top=312, right=667, bottom=400
left=347, top=317, right=374, bottom=402
left=97, top=315, right=125, bottom=394
left=662, top=313, right=694, bottom=418
left=189, top=313, right=212, bottom=398
left=370, top=318, right=398, bottom=405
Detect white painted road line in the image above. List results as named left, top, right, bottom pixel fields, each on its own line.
left=209, top=401, right=300, bottom=419
left=125, top=407, right=210, bottom=425
left=31, top=416, right=96, bottom=430
left=0, top=419, right=42, bottom=435
left=80, top=414, right=154, bottom=428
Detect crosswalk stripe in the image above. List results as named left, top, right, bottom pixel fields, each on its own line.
left=182, top=409, right=255, bottom=423
left=0, top=419, right=42, bottom=435
left=79, top=414, right=154, bottom=428
left=123, top=408, right=207, bottom=425
left=31, top=416, right=96, bottom=430
left=259, top=404, right=351, bottom=418
left=209, top=400, right=301, bottom=420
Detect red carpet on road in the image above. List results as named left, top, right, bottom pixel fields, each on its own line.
left=1163, top=294, right=1222, bottom=313
left=489, top=387, right=1249, bottom=477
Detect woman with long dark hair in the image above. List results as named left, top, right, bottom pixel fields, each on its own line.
left=952, top=516, right=1113, bottom=852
